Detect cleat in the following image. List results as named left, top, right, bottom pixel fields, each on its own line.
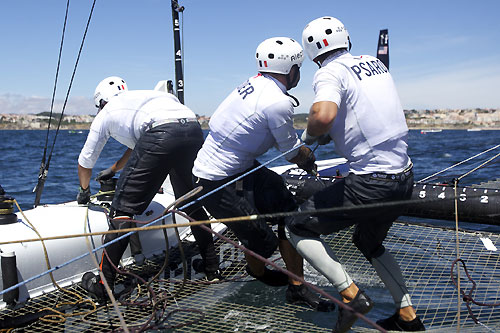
left=81, top=272, right=108, bottom=303
left=245, top=265, right=289, bottom=287
left=334, top=289, right=373, bottom=333
left=286, top=284, right=335, bottom=312
left=376, top=312, right=426, bottom=331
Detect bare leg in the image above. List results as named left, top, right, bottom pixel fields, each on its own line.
left=278, top=239, right=303, bottom=285
left=339, top=282, right=359, bottom=302
left=245, top=253, right=265, bottom=276
left=399, top=306, right=417, bottom=321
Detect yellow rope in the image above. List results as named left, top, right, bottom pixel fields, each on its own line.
left=3, top=189, right=498, bottom=247
left=453, top=179, right=461, bottom=332
left=0, top=213, right=257, bottom=245
left=12, top=199, right=97, bottom=324
left=83, top=205, right=130, bottom=332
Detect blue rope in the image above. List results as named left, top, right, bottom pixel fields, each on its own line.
left=0, top=143, right=304, bottom=297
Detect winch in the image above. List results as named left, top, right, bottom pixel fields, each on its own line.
left=0, top=185, right=17, bottom=225
left=97, top=178, right=117, bottom=202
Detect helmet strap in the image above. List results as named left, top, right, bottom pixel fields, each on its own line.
left=285, top=92, right=300, bottom=107
left=285, top=65, right=300, bottom=91
left=98, top=99, right=107, bottom=112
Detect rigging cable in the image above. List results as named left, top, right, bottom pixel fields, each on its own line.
left=33, top=0, right=98, bottom=207
left=417, top=144, right=500, bottom=183
left=33, top=0, right=70, bottom=207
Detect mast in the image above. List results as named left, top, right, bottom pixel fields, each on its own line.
left=171, top=0, right=185, bottom=104
left=377, top=29, right=389, bottom=70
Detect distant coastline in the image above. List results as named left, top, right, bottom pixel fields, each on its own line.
left=1, top=108, right=499, bottom=130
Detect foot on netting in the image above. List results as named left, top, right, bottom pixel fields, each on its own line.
left=81, top=272, right=109, bottom=303
left=245, top=265, right=289, bottom=287
left=376, top=312, right=426, bottom=331
left=192, top=258, right=224, bottom=282
left=286, top=283, right=335, bottom=312
left=333, top=289, right=373, bottom=333
left=133, top=253, right=145, bottom=266
left=205, top=269, right=224, bottom=282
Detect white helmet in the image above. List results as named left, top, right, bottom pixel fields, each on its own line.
left=256, top=37, right=304, bottom=74
left=302, top=16, right=350, bottom=61
left=93, top=76, right=128, bottom=108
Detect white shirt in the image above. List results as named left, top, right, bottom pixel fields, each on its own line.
left=78, top=90, right=196, bottom=169
left=314, top=51, right=411, bottom=174
left=193, top=74, right=301, bottom=180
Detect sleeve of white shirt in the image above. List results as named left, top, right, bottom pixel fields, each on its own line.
left=78, top=114, right=110, bottom=169
left=266, top=99, right=301, bottom=161
left=312, top=66, right=344, bottom=106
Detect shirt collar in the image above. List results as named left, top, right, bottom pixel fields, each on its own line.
left=261, top=73, right=287, bottom=93
left=321, top=50, right=349, bottom=67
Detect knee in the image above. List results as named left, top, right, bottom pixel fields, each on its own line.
left=109, top=209, right=134, bottom=230
left=352, top=232, right=386, bottom=262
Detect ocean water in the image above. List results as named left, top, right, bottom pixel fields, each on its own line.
left=1, top=129, right=500, bottom=211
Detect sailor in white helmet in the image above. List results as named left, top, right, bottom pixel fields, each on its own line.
left=285, top=17, right=425, bottom=332
left=192, top=37, right=334, bottom=311
left=77, top=77, right=221, bottom=302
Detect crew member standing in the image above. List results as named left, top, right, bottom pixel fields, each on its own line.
left=77, top=77, right=220, bottom=301
left=285, top=17, right=425, bottom=332
left=192, top=38, right=333, bottom=311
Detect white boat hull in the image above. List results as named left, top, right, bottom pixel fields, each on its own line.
left=0, top=178, right=224, bottom=307
left=0, top=158, right=347, bottom=308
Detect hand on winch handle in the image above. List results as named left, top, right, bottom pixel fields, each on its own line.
left=96, top=167, right=116, bottom=182
left=301, top=130, right=331, bottom=146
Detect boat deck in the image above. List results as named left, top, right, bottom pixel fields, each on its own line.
left=1, top=221, right=499, bottom=332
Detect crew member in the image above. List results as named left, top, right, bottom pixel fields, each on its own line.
left=285, top=17, right=425, bottom=332
left=77, top=77, right=220, bottom=301
left=192, top=38, right=333, bottom=311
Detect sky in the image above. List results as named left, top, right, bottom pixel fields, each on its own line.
left=1, top=0, right=500, bottom=116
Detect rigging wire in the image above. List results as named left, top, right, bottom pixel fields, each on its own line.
left=33, top=0, right=97, bottom=207
left=33, top=0, right=70, bottom=207
left=417, top=144, right=500, bottom=183
left=3, top=189, right=498, bottom=249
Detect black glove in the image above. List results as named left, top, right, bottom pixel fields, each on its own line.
left=317, top=133, right=332, bottom=145
left=301, top=130, right=318, bottom=145
left=301, top=130, right=332, bottom=146
left=297, top=151, right=317, bottom=175
left=96, top=167, right=115, bottom=182
left=77, top=186, right=91, bottom=205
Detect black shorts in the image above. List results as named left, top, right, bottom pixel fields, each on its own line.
left=286, top=170, right=414, bottom=254
left=194, top=162, right=297, bottom=258
left=112, top=121, right=204, bottom=215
